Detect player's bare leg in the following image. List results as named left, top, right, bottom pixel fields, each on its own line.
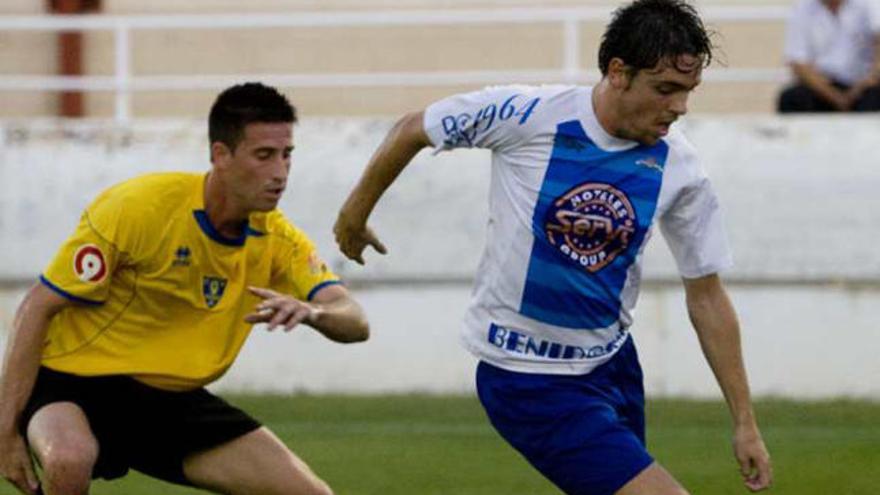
left=616, top=462, right=690, bottom=495
left=183, top=426, right=332, bottom=495
left=26, top=402, right=99, bottom=495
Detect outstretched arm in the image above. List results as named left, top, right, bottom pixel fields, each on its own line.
left=0, top=284, right=70, bottom=495
left=334, top=110, right=432, bottom=264
left=245, top=284, right=369, bottom=343
left=683, top=274, right=772, bottom=492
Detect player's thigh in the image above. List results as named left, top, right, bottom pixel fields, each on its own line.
left=26, top=402, right=99, bottom=472
left=615, top=462, right=689, bottom=495
left=182, top=426, right=331, bottom=495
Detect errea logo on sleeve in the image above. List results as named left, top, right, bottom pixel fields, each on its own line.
left=308, top=252, right=328, bottom=275
left=73, top=244, right=107, bottom=283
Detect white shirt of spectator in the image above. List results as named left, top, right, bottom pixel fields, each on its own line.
left=784, top=0, right=878, bottom=85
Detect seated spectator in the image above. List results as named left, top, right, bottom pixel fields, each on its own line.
left=778, top=0, right=880, bottom=112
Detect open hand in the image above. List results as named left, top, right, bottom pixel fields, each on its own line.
left=244, top=287, right=317, bottom=331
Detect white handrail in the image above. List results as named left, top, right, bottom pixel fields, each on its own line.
left=0, top=68, right=788, bottom=92
left=0, top=6, right=790, bottom=30
left=0, top=6, right=792, bottom=122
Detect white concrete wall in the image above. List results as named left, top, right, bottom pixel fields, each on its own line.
left=0, top=283, right=877, bottom=399
left=205, top=283, right=880, bottom=399
left=1, top=116, right=879, bottom=398
left=226, top=283, right=880, bottom=399
left=3, top=115, right=880, bottom=281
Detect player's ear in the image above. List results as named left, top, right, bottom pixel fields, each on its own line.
left=210, top=141, right=233, bottom=168
left=607, top=58, right=633, bottom=90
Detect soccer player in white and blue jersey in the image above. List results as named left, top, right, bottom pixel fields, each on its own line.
left=335, top=1, right=772, bottom=493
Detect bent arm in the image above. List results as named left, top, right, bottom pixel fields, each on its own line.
left=849, top=35, right=880, bottom=99
left=307, top=284, right=369, bottom=343
left=246, top=284, right=369, bottom=344
left=334, top=111, right=431, bottom=263
left=0, top=283, right=70, bottom=494
left=0, top=283, right=70, bottom=434
left=684, top=274, right=772, bottom=491
left=790, top=62, right=851, bottom=109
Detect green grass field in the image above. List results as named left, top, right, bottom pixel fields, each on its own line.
left=2, top=396, right=877, bottom=495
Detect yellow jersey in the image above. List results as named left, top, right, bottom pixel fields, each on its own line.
left=39, top=172, right=340, bottom=391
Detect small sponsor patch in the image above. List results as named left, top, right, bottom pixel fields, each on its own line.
left=173, top=245, right=192, bottom=267
left=635, top=156, right=664, bottom=173
left=73, top=244, right=107, bottom=283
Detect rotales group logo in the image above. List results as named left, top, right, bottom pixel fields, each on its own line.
left=543, top=183, right=636, bottom=273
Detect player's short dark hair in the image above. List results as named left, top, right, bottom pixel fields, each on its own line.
left=598, top=0, right=713, bottom=75
left=208, top=82, right=297, bottom=152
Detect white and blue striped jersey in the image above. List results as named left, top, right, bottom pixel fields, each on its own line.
left=423, top=85, right=732, bottom=375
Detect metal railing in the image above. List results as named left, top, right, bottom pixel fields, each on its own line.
left=0, top=6, right=790, bottom=122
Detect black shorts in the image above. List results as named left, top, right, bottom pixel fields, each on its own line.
left=20, top=366, right=262, bottom=485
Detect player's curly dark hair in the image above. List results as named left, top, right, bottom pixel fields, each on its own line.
left=208, top=82, right=297, bottom=153
left=598, top=0, right=714, bottom=75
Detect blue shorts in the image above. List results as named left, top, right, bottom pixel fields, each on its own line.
left=476, top=336, right=653, bottom=495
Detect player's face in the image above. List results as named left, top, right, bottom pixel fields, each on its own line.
left=225, top=122, right=294, bottom=212
left=611, top=55, right=702, bottom=145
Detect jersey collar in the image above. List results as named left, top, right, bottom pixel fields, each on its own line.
left=192, top=173, right=265, bottom=247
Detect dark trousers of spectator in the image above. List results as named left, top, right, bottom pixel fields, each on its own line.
left=778, top=81, right=880, bottom=113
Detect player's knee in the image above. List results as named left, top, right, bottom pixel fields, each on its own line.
left=291, top=479, right=333, bottom=495
left=40, top=441, right=97, bottom=492
left=283, top=477, right=333, bottom=495
left=315, top=481, right=334, bottom=495
left=648, top=483, right=690, bottom=495
left=297, top=485, right=332, bottom=495
left=617, top=485, right=689, bottom=495
left=254, top=473, right=332, bottom=495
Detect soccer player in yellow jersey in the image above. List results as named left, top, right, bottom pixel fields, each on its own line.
left=0, top=83, right=368, bottom=495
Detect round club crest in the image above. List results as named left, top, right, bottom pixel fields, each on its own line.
left=543, top=183, right=636, bottom=272
left=73, top=244, right=107, bottom=283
